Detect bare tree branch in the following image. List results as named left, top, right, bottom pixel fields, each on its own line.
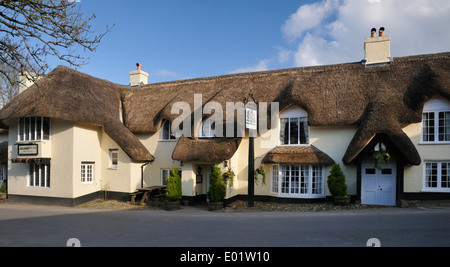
left=0, top=0, right=113, bottom=96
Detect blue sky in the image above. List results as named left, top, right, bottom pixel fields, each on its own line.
left=54, top=0, right=450, bottom=84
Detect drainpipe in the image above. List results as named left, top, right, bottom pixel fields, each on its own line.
left=140, top=159, right=152, bottom=188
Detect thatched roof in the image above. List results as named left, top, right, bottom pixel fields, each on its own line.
left=172, top=136, right=241, bottom=162
left=0, top=66, right=153, bottom=162
left=262, top=145, right=335, bottom=165
left=0, top=52, right=449, bottom=165
left=122, top=52, right=449, bottom=165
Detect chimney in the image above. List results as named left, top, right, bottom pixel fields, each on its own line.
left=129, top=63, right=149, bottom=86
left=18, top=72, right=41, bottom=94
left=364, top=27, right=391, bottom=66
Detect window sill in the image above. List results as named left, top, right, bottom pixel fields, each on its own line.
left=421, top=189, right=450, bottom=193
left=158, top=139, right=177, bottom=142
left=419, top=142, right=450, bottom=145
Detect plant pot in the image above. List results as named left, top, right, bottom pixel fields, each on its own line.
left=183, top=200, right=190, bottom=206
left=164, top=201, right=180, bottom=211
left=0, top=193, right=7, bottom=200
left=333, top=196, right=350, bottom=206
left=208, top=201, right=223, bottom=211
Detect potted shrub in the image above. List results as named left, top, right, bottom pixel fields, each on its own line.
left=0, top=180, right=7, bottom=200
left=327, top=164, right=350, bottom=205
left=165, top=168, right=182, bottom=210
left=207, top=166, right=226, bottom=211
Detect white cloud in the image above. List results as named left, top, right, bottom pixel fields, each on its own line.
left=281, top=0, right=339, bottom=43
left=281, top=0, right=450, bottom=67
left=230, top=60, right=270, bottom=74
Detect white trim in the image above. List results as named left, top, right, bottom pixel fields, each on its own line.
left=423, top=161, right=450, bottom=192
left=109, top=149, right=119, bottom=169
left=81, top=162, right=94, bottom=184
left=421, top=96, right=450, bottom=144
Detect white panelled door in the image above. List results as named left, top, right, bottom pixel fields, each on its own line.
left=362, top=164, right=396, bottom=206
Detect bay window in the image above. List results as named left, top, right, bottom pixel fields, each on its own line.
left=271, top=164, right=324, bottom=198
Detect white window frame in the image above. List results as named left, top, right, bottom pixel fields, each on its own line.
left=421, top=97, right=450, bottom=144
left=81, top=162, right=94, bottom=184
left=28, top=163, right=50, bottom=188
left=161, top=168, right=182, bottom=186
left=271, top=164, right=324, bottom=198
left=279, top=107, right=309, bottom=146
left=18, top=117, right=51, bottom=142
left=109, top=149, right=119, bottom=169
left=160, top=120, right=176, bottom=141
left=423, top=161, right=450, bottom=192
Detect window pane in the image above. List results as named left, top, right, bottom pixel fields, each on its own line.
left=25, top=117, right=30, bottom=141
left=43, top=117, right=50, bottom=140
left=425, top=162, right=438, bottom=188
left=422, top=112, right=435, bottom=142
left=280, top=118, right=289, bottom=144
left=280, top=165, right=289, bottom=193
left=36, top=117, right=42, bottom=140
left=29, top=164, right=35, bottom=186
left=19, top=117, right=24, bottom=141
left=300, top=166, right=309, bottom=194
left=438, top=112, right=450, bottom=142
left=299, top=117, right=308, bottom=144
left=272, top=165, right=279, bottom=193
left=290, top=165, right=299, bottom=194
left=30, top=117, right=36, bottom=141
left=162, top=121, right=170, bottom=140
left=312, top=166, right=322, bottom=195
left=46, top=164, right=50, bottom=188
left=289, top=118, right=299, bottom=144
left=442, top=163, right=449, bottom=188
left=81, top=165, right=86, bottom=183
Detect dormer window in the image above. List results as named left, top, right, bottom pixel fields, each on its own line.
left=199, top=119, right=216, bottom=138
left=279, top=107, right=309, bottom=145
left=161, top=120, right=176, bottom=141
left=18, top=117, right=50, bottom=142
left=422, top=97, right=450, bottom=143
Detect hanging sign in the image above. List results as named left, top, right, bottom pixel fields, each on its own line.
left=245, top=107, right=257, bottom=130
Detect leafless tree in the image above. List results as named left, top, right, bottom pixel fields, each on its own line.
left=0, top=0, right=113, bottom=100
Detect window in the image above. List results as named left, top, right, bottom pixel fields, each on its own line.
left=422, top=97, right=450, bottom=143
left=161, top=168, right=182, bottom=186
left=109, top=149, right=118, bottom=169
left=271, top=165, right=279, bottom=193
left=161, top=120, right=176, bottom=141
left=18, top=117, right=50, bottom=142
left=272, top=164, right=324, bottom=198
left=0, top=164, right=6, bottom=181
left=81, top=162, right=94, bottom=184
left=279, top=107, right=309, bottom=145
left=29, top=163, right=50, bottom=188
left=424, top=161, right=450, bottom=192
left=200, top=119, right=216, bottom=138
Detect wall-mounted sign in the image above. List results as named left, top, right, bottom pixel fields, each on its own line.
left=245, top=107, right=257, bottom=130
left=18, top=144, right=38, bottom=156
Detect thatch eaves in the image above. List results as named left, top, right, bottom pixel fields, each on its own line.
left=0, top=66, right=153, bottom=162
left=262, top=145, right=335, bottom=166
left=172, top=136, right=241, bottom=163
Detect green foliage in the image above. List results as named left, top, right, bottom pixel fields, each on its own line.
left=207, top=166, right=226, bottom=202
left=0, top=180, right=6, bottom=193
left=327, top=164, right=347, bottom=197
left=166, top=168, right=182, bottom=202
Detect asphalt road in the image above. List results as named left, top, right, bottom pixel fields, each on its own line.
left=0, top=203, right=449, bottom=248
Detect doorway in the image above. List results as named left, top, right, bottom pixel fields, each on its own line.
left=361, top=164, right=397, bottom=206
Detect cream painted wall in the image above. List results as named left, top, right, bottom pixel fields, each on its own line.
left=7, top=119, right=75, bottom=198
left=403, top=122, right=450, bottom=193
